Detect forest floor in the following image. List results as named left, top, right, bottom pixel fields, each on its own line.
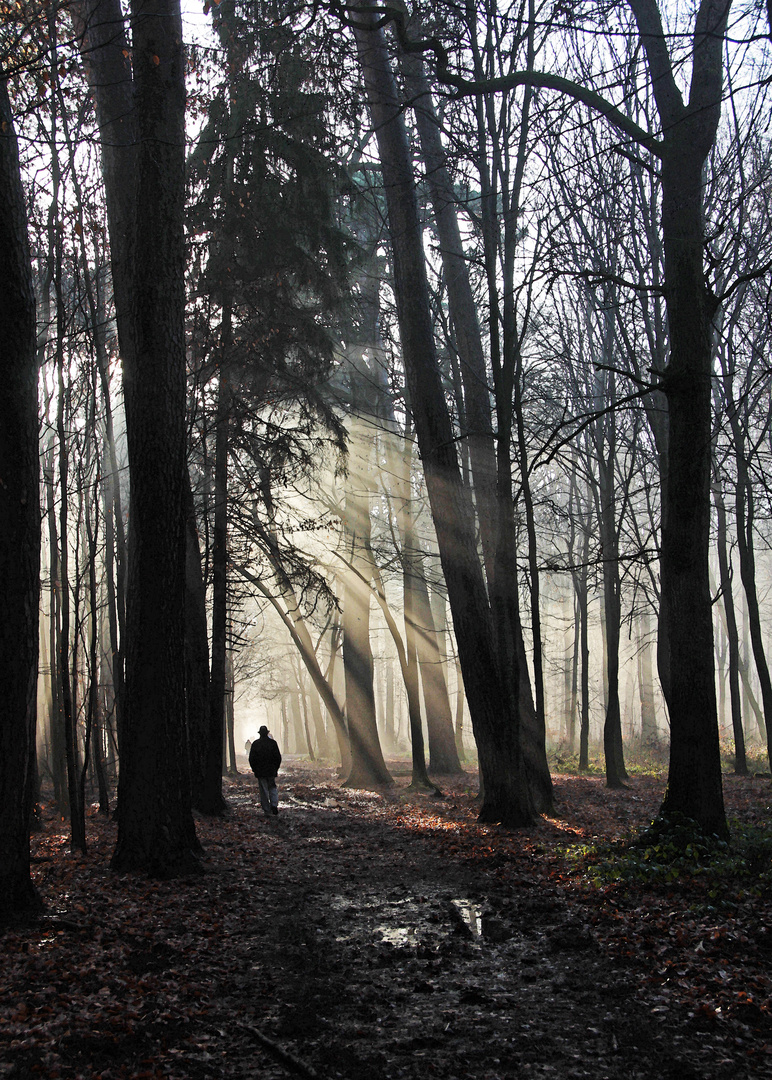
left=2, top=759, right=771, bottom=1080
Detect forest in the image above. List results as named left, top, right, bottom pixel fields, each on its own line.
left=3, top=0, right=772, bottom=1074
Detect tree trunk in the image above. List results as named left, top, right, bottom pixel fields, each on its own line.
left=714, top=483, right=747, bottom=774
left=353, top=14, right=534, bottom=825
left=243, top=568, right=351, bottom=772
left=733, top=463, right=772, bottom=770
left=414, top=571, right=463, bottom=774
left=567, top=608, right=578, bottom=752
left=598, top=416, right=627, bottom=788
left=225, top=648, right=238, bottom=776
left=43, top=444, right=68, bottom=815
left=575, top=529, right=591, bottom=771
left=185, top=482, right=214, bottom=807
left=203, top=364, right=229, bottom=814
left=0, top=76, right=43, bottom=919
left=342, top=516, right=392, bottom=789
left=638, top=609, right=658, bottom=751
left=402, top=41, right=550, bottom=807
left=399, top=443, right=434, bottom=791
left=629, top=0, right=730, bottom=836
left=111, top=0, right=200, bottom=875
left=307, top=672, right=330, bottom=760
left=657, top=145, right=726, bottom=832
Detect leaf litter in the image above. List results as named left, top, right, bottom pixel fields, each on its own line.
left=1, top=761, right=771, bottom=1079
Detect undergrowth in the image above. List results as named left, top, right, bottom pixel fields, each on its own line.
left=548, top=741, right=668, bottom=778
left=719, top=738, right=770, bottom=775
left=566, top=811, right=772, bottom=908
left=549, top=738, right=770, bottom=779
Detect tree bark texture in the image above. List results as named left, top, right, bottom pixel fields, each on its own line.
left=0, top=77, right=43, bottom=918
left=629, top=0, right=729, bottom=835
left=111, top=0, right=200, bottom=874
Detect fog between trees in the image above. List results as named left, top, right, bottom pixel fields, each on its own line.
left=3, top=0, right=772, bottom=912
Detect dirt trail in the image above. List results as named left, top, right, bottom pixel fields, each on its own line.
left=2, top=760, right=769, bottom=1079
left=199, top=762, right=761, bottom=1080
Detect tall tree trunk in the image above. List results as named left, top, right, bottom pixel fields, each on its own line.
left=398, top=438, right=434, bottom=791
left=185, top=482, right=214, bottom=806
left=573, top=527, right=592, bottom=772
left=0, top=76, right=43, bottom=919
left=49, top=61, right=85, bottom=851
left=307, top=671, right=330, bottom=761
left=401, top=40, right=550, bottom=807
left=414, top=571, right=462, bottom=774
left=733, top=460, right=772, bottom=769
left=203, top=363, right=229, bottom=813
left=43, top=444, right=68, bottom=814
left=638, top=609, right=658, bottom=751
left=111, top=0, right=200, bottom=875
left=342, top=473, right=392, bottom=787
left=629, top=0, right=729, bottom=836
left=225, top=647, right=238, bottom=776
left=566, top=611, right=578, bottom=752
left=242, top=567, right=350, bottom=772
left=714, top=483, right=746, bottom=774
left=353, top=14, right=535, bottom=825
left=597, top=390, right=627, bottom=788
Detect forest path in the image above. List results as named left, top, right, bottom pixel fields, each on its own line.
left=2, top=761, right=770, bottom=1079
left=199, top=761, right=765, bottom=1080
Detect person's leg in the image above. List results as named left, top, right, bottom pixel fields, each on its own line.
left=268, top=777, right=279, bottom=814
left=257, top=777, right=272, bottom=815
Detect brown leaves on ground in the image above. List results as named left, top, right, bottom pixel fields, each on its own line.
left=1, top=762, right=770, bottom=1079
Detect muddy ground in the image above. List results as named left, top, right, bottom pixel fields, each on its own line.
left=1, top=759, right=771, bottom=1079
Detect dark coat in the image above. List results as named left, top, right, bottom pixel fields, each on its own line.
left=249, top=735, right=282, bottom=778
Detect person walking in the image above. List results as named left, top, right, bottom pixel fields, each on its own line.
left=249, top=725, right=282, bottom=816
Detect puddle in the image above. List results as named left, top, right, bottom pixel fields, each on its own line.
left=331, top=894, right=485, bottom=948
left=451, top=899, right=483, bottom=940
left=378, top=926, right=420, bottom=947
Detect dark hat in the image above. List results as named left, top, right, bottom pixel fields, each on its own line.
left=259, top=725, right=269, bottom=736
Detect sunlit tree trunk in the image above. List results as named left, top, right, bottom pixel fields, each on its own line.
left=241, top=565, right=350, bottom=772
left=225, top=647, right=238, bottom=775
left=342, top=457, right=392, bottom=788
left=414, top=571, right=462, bottom=774
left=353, top=14, right=535, bottom=825
left=400, top=34, right=550, bottom=810
left=638, top=609, right=658, bottom=751
left=397, top=433, right=434, bottom=790
left=732, top=455, right=772, bottom=767
left=713, top=482, right=747, bottom=774
left=43, top=441, right=67, bottom=814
